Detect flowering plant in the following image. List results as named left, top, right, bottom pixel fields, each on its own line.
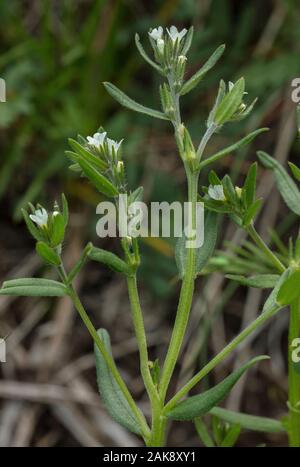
left=1, top=26, right=299, bottom=447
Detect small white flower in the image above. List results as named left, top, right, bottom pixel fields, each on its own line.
left=149, top=27, right=163, bottom=42
left=208, top=185, right=226, bottom=201
left=29, top=208, right=48, bottom=227
left=87, top=132, right=107, bottom=149
left=167, top=25, right=187, bottom=43
left=107, top=138, right=123, bottom=154
left=178, top=55, right=187, bottom=64
left=157, top=38, right=165, bottom=55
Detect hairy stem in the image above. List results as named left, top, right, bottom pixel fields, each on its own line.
left=288, top=298, right=300, bottom=447
left=126, top=274, right=159, bottom=406
left=159, top=170, right=199, bottom=401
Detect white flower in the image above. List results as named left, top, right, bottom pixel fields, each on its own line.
left=157, top=38, right=165, bottom=55
left=29, top=208, right=48, bottom=227
left=149, top=27, right=163, bottom=42
left=167, top=26, right=187, bottom=43
left=208, top=185, right=226, bottom=201
left=107, top=138, right=123, bottom=154
left=87, top=132, right=107, bottom=149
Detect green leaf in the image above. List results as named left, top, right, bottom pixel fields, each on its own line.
left=288, top=162, right=300, bottom=182
left=243, top=162, right=257, bottom=208
left=263, top=269, right=290, bottom=312
left=175, top=211, right=218, bottom=279
left=167, top=356, right=269, bottom=421
left=222, top=175, right=237, bottom=205
left=88, top=246, right=132, bottom=275
left=207, top=80, right=226, bottom=128
left=277, top=270, right=300, bottom=305
left=194, top=418, right=215, bottom=447
left=68, top=139, right=107, bottom=171
left=67, top=242, right=93, bottom=283
left=103, top=82, right=169, bottom=120
left=210, top=407, right=285, bottom=433
left=22, top=208, right=44, bottom=242
left=200, top=128, right=269, bottom=169
left=36, top=241, right=61, bottom=266
left=220, top=424, right=241, bottom=447
left=257, top=151, right=300, bottom=216
left=226, top=274, right=280, bottom=289
left=180, top=44, right=225, bottom=96
left=196, top=211, right=219, bottom=274
left=215, top=78, right=245, bottom=125
left=95, top=328, right=142, bottom=435
left=181, top=26, right=194, bottom=56
left=77, top=157, right=119, bottom=197
left=50, top=212, right=65, bottom=247
left=61, top=193, right=69, bottom=227
left=242, top=198, right=262, bottom=226
left=135, top=34, right=162, bottom=73
left=0, top=278, right=67, bottom=296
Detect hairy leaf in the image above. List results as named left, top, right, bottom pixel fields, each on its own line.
left=180, top=44, right=225, bottom=96
left=103, top=82, right=169, bottom=120
left=95, top=328, right=142, bottom=435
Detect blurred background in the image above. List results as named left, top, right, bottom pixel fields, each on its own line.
left=0, top=0, right=300, bottom=447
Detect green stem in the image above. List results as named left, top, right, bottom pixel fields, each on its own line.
left=288, top=298, right=300, bottom=447
left=126, top=274, right=159, bottom=406
left=159, top=171, right=199, bottom=402
left=246, top=224, right=285, bottom=273
left=164, top=304, right=281, bottom=413
left=60, top=268, right=150, bottom=441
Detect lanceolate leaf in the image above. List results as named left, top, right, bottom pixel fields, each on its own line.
left=36, top=241, right=61, bottom=266
left=0, top=278, right=67, bottom=296
left=215, top=78, right=245, bottom=125
left=277, top=270, right=300, bottom=306
left=180, top=44, right=225, bottom=96
left=135, top=34, right=162, bottom=73
left=200, top=128, right=268, bottom=169
left=288, top=162, right=300, bottom=182
left=242, top=198, right=262, bottom=226
left=226, top=274, right=280, bottom=289
left=243, top=162, right=257, bottom=208
left=263, top=269, right=290, bottom=312
left=196, top=211, right=219, bottom=274
left=88, top=246, right=132, bottom=275
left=68, top=139, right=107, bottom=171
left=77, top=158, right=118, bottom=197
left=95, top=329, right=142, bottom=435
left=103, top=82, right=169, bottom=120
left=22, top=208, right=45, bottom=242
left=167, top=356, right=269, bottom=421
left=181, top=26, right=194, bottom=56
left=210, top=407, right=285, bottom=433
left=257, top=151, right=300, bottom=216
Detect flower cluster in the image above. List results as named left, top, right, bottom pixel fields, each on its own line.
left=67, top=129, right=127, bottom=197
left=87, top=131, right=123, bottom=159
left=22, top=196, right=69, bottom=266
left=148, top=25, right=190, bottom=78
left=202, top=164, right=262, bottom=227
